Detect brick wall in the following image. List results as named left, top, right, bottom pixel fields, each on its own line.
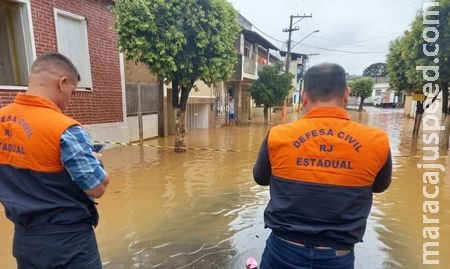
left=0, top=0, right=123, bottom=125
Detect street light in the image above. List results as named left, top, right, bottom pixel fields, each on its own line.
left=291, top=30, right=320, bottom=50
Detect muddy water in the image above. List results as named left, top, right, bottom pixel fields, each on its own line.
left=0, top=108, right=449, bottom=269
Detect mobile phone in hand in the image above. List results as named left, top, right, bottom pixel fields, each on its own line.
left=93, top=144, right=105, bottom=153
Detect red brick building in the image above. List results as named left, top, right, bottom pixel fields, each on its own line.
left=0, top=0, right=129, bottom=141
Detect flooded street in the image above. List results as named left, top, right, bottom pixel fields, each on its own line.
left=0, top=108, right=449, bottom=268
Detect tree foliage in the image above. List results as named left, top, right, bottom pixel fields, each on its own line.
left=250, top=64, right=293, bottom=108
left=112, top=0, right=240, bottom=109
left=363, top=62, right=387, bottom=77
left=386, top=1, right=450, bottom=143
left=349, top=78, right=374, bottom=99
left=386, top=0, right=450, bottom=111
left=387, top=36, right=414, bottom=92
left=112, top=0, right=240, bottom=152
left=349, top=77, right=374, bottom=111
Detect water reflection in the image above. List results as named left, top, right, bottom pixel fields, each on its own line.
left=0, top=108, right=448, bottom=269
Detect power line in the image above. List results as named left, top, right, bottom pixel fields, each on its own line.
left=300, top=0, right=310, bottom=13
left=251, top=24, right=286, bottom=44
left=289, top=0, right=303, bottom=13
left=296, top=43, right=387, bottom=54
left=284, top=0, right=298, bottom=12
left=314, top=34, right=397, bottom=46
left=392, top=0, right=421, bottom=9
left=289, top=32, right=401, bottom=51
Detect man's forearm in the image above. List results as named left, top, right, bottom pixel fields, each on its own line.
left=253, top=137, right=271, bottom=186
left=373, top=151, right=392, bottom=193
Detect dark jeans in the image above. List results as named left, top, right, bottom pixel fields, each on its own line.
left=260, top=233, right=355, bottom=269
left=13, top=227, right=102, bottom=269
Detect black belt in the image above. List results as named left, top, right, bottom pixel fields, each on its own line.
left=14, top=223, right=93, bottom=234
left=274, top=234, right=353, bottom=257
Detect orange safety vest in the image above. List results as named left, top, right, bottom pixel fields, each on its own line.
left=265, top=106, right=389, bottom=249
left=0, top=94, right=98, bottom=229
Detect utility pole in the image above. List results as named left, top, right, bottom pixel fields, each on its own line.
left=282, top=14, right=312, bottom=119
left=283, top=14, right=312, bottom=74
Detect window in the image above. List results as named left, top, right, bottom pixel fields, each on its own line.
left=244, top=43, right=252, bottom=58
left=244, top=45, right=250, bottom=58
left=0, top=0, right=34, bottom=86
left=54, top=9, right=92, bottom=89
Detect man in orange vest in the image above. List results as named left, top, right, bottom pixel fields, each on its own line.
left=253, top=63, right=392, bottom=269
left=0, top=52, right=110, bottom=268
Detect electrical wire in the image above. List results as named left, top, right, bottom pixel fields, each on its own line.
left=392, top=0, right=421, bottom=9
left=296, top=43, right=388, bottom=54
left=251, top=24, right=286, bottom=44
left=284, top=0, right=298, bottom=12
left=313, top=33, right=399, bottom=46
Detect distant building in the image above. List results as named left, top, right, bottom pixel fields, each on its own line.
left=180, top=14, right=281, bottom=127
left=280, top=51, right=307, bottom=107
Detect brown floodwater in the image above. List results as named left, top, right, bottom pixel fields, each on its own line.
left=0, top=108, right=449, bottom=268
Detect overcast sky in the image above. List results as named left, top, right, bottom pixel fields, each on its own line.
left=228, top=0, right=426, bottom=75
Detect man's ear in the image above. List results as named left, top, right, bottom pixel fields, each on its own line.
left=301, top=90, right=307, bottom=107
left=58, top=76, right=68, bottom=93
left=343, top=87, right=350, bottom=105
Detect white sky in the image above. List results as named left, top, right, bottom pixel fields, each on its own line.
left=228, top=0, right=426, bottom=75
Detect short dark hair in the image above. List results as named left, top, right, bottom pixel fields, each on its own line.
left=303, top=63, right=347, bottom=102
left=31, top=52, right=80, bottom=82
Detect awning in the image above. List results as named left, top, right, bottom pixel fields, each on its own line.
left=242, top=29, right=279, bottom=51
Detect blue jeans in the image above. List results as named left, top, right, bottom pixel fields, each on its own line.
left=13, top=227, right=102, bottom=269
left=260, top=233, right=355, bottom=269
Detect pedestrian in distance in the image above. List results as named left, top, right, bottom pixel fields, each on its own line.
left=229, top=95, right=236, bottom=125
left=253, top=63, right=392, bottom=269
left=0, top=52, right=110, bottom=269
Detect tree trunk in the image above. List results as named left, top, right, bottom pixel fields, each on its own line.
left=358, top=97, right=365, bottom=111
left=441, top=81, right=449, bottom=115
left=263, top=106, right=269, bottom=125
left=174, top=108, right=186, bottom=153
left=173, top=84, right=192, bottom=153
left=413, top=101, right=425, bottom=137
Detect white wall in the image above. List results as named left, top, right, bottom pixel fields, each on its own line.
left=187, top=103, right=209, bottom=129
left=127, top=114, right=159, bottom=142
left=408, top=93, right=444, bottom=119
left=190, top=81, right=214, bottom=98
left=84, top=122, right=130, bottom=145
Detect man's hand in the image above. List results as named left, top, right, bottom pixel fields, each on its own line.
left=84, top=152, right=110, bottom=198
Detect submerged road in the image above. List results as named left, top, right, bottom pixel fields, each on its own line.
left=0, top=108, right=448, bottom=268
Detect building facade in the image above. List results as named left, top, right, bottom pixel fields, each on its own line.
left=0, top=0, right=128, bottom=142
left=224, top=17, right=280, bottom=125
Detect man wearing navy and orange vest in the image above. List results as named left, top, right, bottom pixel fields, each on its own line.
left=254, top=63, right=392, bottom=269
left=0, top=52, right=110, bottom=268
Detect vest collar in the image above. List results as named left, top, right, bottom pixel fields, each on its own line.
left=15, top=93, right=62, bottom=113
left=302, top=106, right=351, bottom=120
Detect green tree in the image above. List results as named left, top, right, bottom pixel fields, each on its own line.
left=409, top=0, right=450, bottom=148
left=113, top=0, right=240, bottom=152
left=250, top=64, right=293, bottom=125
left=349, top=78, right=374, bottom=111
left=387, top=36, right=413, bottom=93
left=387, top=1, right=450, bottom=147
left=363, top=62, right=387, bottom=78
left=387, top=33, right=426, bottom=136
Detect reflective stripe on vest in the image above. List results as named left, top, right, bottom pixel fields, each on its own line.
left=268, top=106, right=389, bottom=187
left=0, top=94, right=79, bottom=171
left=0, top=94, right=98, bottom=228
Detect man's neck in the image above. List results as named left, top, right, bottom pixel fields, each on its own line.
left=304, top=102, right=346, bottom=112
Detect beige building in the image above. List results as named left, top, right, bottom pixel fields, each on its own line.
left=122, top=14, right=284, bottom=138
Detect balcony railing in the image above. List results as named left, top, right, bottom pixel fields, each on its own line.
left=243, top=56, right=256, bottom=76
